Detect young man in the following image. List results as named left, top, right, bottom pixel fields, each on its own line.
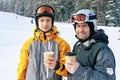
left=65, top=9, right=116, bottom=80
left=17, top=5, right=70, bottom=80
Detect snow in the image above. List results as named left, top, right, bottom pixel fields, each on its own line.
left=0, top=11, right=120, bottom=80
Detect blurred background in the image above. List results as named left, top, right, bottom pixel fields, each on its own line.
left=0, top=0, right=120, bottom=27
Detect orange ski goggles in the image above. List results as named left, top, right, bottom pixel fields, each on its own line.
left=37, top=6, right=54, bottom=14
left=71, top=14, right=97, bottom=23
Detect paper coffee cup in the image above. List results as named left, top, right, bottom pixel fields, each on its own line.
left=66, top=52, right=76, bottom=62
left=43, top=51, right=54, bottom=78
left=44, top=51, right=54, bottom=59
left=66, top=56, right=76, bottom=61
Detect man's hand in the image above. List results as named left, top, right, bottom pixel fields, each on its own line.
left=65, top=60, right=80, bottom=74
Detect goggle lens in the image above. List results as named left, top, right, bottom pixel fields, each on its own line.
left=37, top=6, right=53, bottom=14
left=71, top=14, right=86, bottom=22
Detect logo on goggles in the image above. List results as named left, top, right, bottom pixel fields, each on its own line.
left=71, top=14, right=97, bottom=23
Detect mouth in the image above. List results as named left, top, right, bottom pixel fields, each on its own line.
left=43, top=27, right=49, bottom=29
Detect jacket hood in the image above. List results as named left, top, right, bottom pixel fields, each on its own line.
left=93, top=29, right=109, bottom=45
left=33, top=26, right=58, bottom=42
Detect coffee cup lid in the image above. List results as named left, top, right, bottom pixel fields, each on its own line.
left=66, top=52, right=76, bottom=56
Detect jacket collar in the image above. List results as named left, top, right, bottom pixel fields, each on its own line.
left=76, top=39, right=96, bottom=47
left=34, top=26, right=58, bottom=42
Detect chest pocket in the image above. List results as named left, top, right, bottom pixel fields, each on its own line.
left=74, top=44, right=99, bottom=68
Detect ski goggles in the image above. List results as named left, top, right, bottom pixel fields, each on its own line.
left=37, top=6, right=53, bottom=14
left=71, top=14, right=97, bottom=23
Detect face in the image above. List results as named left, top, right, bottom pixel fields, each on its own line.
left=75, top=23, right=90, bottom=40
left=38, top=16, right=52, bottom=32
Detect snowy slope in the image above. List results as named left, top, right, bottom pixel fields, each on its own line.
left=0, top=11, right=120, bottom=80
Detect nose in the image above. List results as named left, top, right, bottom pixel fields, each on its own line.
left=43, top=21, right=47, bottom=25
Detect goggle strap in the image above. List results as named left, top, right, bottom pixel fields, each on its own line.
left=36, top=12, right=53, bottom=18
left=89, top=15, right=97, bottom=20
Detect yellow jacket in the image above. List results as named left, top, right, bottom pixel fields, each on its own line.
left=17, top=26, right=71, bottom=80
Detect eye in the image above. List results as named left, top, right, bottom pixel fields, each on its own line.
left=39, top=19, right=44, bottom=22
left=76, top=25, right=81, bottom=28
left=46, top=18, right=51, bottom=22
left=83, top=24, right=88, bottom=27
left=47, top=19, right=50, bottom=22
